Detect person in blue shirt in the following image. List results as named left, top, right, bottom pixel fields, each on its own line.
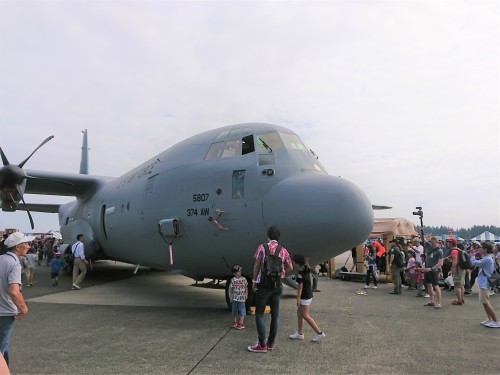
left=50, top=252, right=61, bottom=286
left=469, top=242, right=499, bottom=328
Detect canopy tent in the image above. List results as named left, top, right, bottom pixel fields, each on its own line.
left=470, top=231, right=500, bottom=242
left=437, top=234, right=465, bottom=241
left=371, top=217, right=419, bottom=237
left=46, top=230, right=62, bottom=240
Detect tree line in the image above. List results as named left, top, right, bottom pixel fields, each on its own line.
left=416, top=225, right=500, bottom=239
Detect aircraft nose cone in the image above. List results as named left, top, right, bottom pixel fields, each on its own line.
left=263, top=174, right=373, bottom=260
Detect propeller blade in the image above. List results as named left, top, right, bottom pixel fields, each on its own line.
left=18, top=135, right=54, bottom=168
left=16, top=184, right=35, bottom=229
left=0, top=147, right=10, bottom=166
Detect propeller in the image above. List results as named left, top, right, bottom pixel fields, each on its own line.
left=19, top=135, right=54, bottom=168
left=15, top=185, right=34, bottom=230
left=0, top=135, right=55, bottom=229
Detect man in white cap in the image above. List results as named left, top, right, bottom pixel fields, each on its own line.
left=0, top=232, right=33, bottom=367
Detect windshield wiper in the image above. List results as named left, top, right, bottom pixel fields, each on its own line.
left=258, top=138, right=273, bottom=152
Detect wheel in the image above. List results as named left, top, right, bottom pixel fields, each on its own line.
left=282, top=274, right=298, bottom=289
left=224, top=276, right=231, bottom=310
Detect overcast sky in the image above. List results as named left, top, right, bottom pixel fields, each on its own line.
left=0, top=0, right=498, bottom=234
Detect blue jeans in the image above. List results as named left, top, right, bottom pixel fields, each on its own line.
left=255, top=285, right=282, bottom=346
left=0, top=316, right=15, bottom=364
left=366, top=265, right=378, bottom=286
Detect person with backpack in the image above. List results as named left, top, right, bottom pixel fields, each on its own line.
left=389, top=239, right=405, bottom=295
left=247, top=226, right=293, bottom=353
left=449, top=239, right=469, bottom=306
left=288, top=254, right=326, bottom=342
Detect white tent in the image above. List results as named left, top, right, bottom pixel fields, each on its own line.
left=470, top=231, right=500, bottom=242
left=46, top=230, right=62, bottom=240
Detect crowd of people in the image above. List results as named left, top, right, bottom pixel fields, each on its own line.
left=0, top=227, right=498, bottom=372
left=358, top=236, right=500, bottom=327
left=0, top=235, right=64, bottom=287
left=0, top=232, right=90, bottom=373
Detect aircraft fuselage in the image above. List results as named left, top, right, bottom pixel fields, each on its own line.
left=54, top=123, right=372, bottom=280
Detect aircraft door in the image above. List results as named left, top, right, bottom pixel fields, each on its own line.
left=100, top=204, right=114, bottom=240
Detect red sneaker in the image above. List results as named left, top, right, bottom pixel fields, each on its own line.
left=235, top=323, right=245, bottom=330
left=267, top=343, right=275, bottom=350
left=247, top=342, right=268, bottom=353
left=231, top=322, right=238, bottom=328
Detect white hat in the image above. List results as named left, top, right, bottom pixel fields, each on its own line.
left=412, top=238, right=421, bottom=242
left=4, top=232, right=36, bottom=248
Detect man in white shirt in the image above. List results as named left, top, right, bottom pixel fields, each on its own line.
left=71, top=234, right=89, bottom=290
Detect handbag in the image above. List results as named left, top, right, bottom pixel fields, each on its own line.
left=488, top=270, right=500, bottom=288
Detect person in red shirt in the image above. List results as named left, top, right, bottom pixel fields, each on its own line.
left=448, top=239, right=465, bottom=305
left=372, top=240, right=387, bottom=273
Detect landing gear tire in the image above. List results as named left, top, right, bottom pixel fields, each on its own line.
left=282, top=274, right=298, bottom=289
left=225, top=277, right=231, bottom=310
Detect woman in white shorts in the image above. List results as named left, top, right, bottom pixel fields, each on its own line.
left=289, top=254, right=326, bottom=342
left=469, top=243, right=499, bottom=328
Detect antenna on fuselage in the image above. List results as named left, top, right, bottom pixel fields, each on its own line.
left=79, top=129, right=89, bottom=175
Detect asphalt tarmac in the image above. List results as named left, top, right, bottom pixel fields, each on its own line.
left=8, top=261, right=500, bottom=375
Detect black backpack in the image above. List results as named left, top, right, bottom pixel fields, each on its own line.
left=393, top=248, right=405, bottom=268
left=458, top=250, right=472, bottom=270
left=259, top=243, right=283, bottom=289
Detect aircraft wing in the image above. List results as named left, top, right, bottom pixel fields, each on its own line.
left=25, top=169, right=115, bottom=197
left=17, top=203, right=61, bottom=213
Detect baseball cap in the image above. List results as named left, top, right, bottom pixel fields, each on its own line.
left=445, top=238, right=457, bottom=245
left=4, top=232, right=36, bottom=248
left=412, top=238, right=421, bottom=242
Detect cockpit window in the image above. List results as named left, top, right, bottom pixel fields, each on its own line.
left=279, top=132, right=309, bottom=152
left=222, top=139, right=241, bottom=158
left=204, top=142, right=225, bottom=160
left=214, top=130, right=230, bottom=142
left=206, top=129, right=255, bottom=160
left=242, top=135, right=254, bottom=155
left=255, top=131, right=284, bottom=152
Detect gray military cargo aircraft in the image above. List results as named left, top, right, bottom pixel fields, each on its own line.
left=0, top=123, right=373, bottom=300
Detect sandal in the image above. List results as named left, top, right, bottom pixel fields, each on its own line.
left=452, top=300, right=463, bottom=305
left=424, top=302, right=435, bottom=306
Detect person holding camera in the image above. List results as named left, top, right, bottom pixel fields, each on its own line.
left=469, top=242, right=499, bottom=328
left=423, top=237, right=444, bottom=309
